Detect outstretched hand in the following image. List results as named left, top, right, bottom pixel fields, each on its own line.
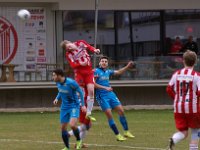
left=94, top=49, right=100, bottom=54
left=105, top=87, right=113, bottom=91
left=127, top=61, right=134, bottom=68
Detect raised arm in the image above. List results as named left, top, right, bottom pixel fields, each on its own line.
left=114, top=61, right=134, bottom=76
left=78, top=40, right=100, bottom=54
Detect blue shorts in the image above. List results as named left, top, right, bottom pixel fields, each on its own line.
left=96, top=91, right=121, bottom=111
left=60, top=107, right=80, bottom=124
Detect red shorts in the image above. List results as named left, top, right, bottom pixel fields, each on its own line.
left=75, top=71, right=94, bottom=86
left=174, top=113, right=200, bottom=131
left=79, top=108, right=91, bottom=125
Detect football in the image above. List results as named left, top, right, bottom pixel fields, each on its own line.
left=17, top=9, right=31, bottom=20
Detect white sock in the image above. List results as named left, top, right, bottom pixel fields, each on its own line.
left=68, top=130, right=74, bottom=136
left=172, top=132, right=185, bottom=144
left=190, top=144, right=198, bottom=150
left=68, top=124, right=87, bottom=136
left=79, top=124, right=87, bottom=132
left=86, top=96, right=94, bottom=115
left=80, top=130, right=87, bottom=140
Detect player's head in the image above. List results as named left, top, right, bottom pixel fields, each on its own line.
left=183, top=50, right=197, bottom=67
left=52, top=69, right=65, bottom=82
left=60, top=40, right=76, bottom=51
left=99, top=56, right=109, bottom=69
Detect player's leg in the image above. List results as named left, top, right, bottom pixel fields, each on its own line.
left=96, top=93, right=125, bottom=141
left=86, top=83, right=94, bottom=118
left=114, top=105, right=134, bottom=138
left=104, top=108, right=126, bottom=141
left=78, top=90, right=91, bottom=146
left=85, top=72, right=96, bottom=121
left=189, top=128, right=200, bottom=150
left=68, top=124, right=90, bottom=148
left=69, top=108, right=82, bottom=149
left=78, top=86, right=91, bottom=143
left=188, top=113, right=200, bottom=150
left=168, top=113, right=188, bottom=150
left=168, top=130, right=188, bottom=150
left=75, top=72, right=95, bottom=121
left=60, top=110, right=70, bottom=150
left=110, top=92, right=134, bottom=138
left=68, top=86, right=90, bottom=148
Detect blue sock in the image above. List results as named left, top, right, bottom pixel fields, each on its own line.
left=62, top=130, right=69, bottom=148
left=108, top=119, right=119, bottom=135
left=73, top=128, right=81, bottom=141
left=119, top=116, right=128, bottom=131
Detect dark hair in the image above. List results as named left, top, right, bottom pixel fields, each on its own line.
left=183, top=50, right=197, bottom=67
left=53, top=69, right=65, bottom=77
left=99, top=56, right=109, bottom=61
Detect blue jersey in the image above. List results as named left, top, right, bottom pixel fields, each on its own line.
left=94, top=68, right=114, bottom=94
left=55, top=78, right=84, bottom=110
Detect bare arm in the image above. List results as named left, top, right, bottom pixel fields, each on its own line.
left=94, top=81, right=113, bottom=91
left=114, top=61, right=134, bottom=76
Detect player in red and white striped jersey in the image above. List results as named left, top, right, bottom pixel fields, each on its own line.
left=60, top=40, right=100, bottom=119
left=166, top=50, right=200, bottom=150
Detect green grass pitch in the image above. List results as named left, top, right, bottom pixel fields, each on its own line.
left=0, top=110, right=189, bottom=150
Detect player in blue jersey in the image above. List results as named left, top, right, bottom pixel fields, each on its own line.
left=52, top=69, right=86, bottom=150
left=94, top=56, right=134, bottom=141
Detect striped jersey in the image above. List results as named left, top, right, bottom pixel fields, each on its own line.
left=168, top=68, right=200, bottom=114
left=65, top=40, right=95, bottom=73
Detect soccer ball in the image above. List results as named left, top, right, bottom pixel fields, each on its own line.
left=17, top=9, right=31, bottom=20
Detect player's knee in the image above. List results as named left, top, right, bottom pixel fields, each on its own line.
left=118, top=109, right=124, bottom=116
left=61, top=125, right=67, bottom=131
left=69, top=123, right=76, bottom=130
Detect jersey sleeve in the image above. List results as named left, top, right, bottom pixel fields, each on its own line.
left=56, top=92, right=61, bottom=100
left=78, top=40, right=95, bottom=53
left=70, top=79, right=84, bottom=106
left=108, top=69, right=115, bottom=76
left=65, top=52, right=81, bottom=69
left=55, top=83, right=61, bottom=100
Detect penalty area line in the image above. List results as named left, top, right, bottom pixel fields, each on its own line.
left=0, top=138, right=166, bottom=150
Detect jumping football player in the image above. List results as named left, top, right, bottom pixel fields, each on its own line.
left=60, top=40, right=100, bottom=121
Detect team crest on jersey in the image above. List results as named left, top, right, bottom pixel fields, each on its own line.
left=58, top=89, right=69, bottom=94
left=0, top=16, right=18, bottom=64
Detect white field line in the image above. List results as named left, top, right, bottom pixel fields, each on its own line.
left=0, top=138, right=166, bottom=150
